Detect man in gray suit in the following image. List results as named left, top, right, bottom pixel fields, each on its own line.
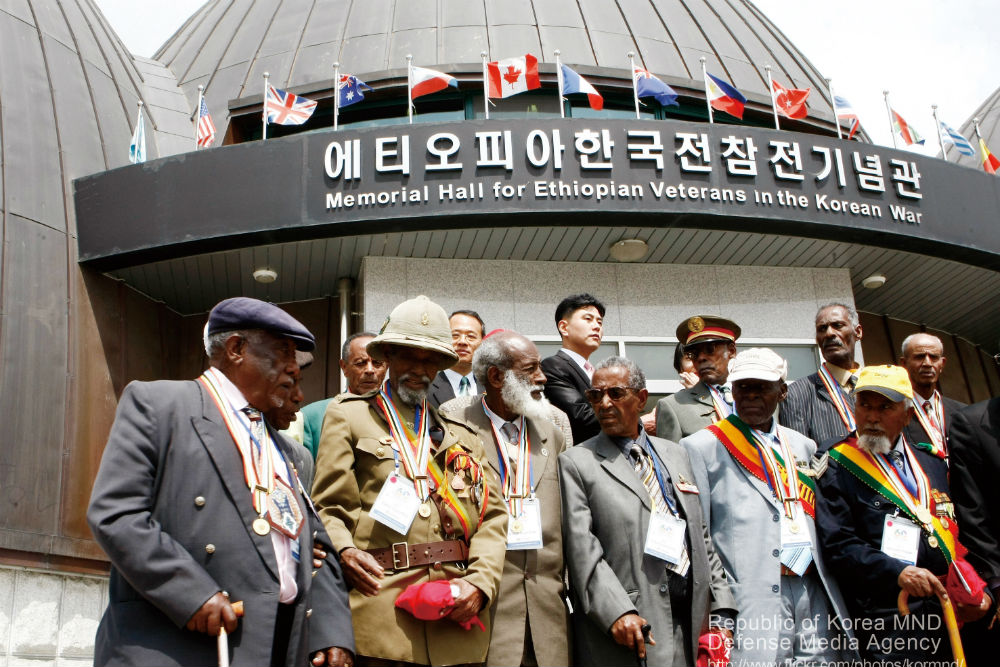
left=561, top=356, right=736, bottom=667
left=681, top=348, right=857, bottom=666
left=656, top=315, right=741, bottom=442
left=88, top=297, right=354, bottom=667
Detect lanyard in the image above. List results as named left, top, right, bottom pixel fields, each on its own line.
left=638, top=434, right=679, bottom=517
left=874, top=436, right=933, bottom=529
left=707, top=384, right=732, bottom=421
left=817, top=363, right=857, bottom=432
left=749, top=426, right=799, bottom=518
left=485, top=399, right=534, bottom=516
left=376, top=382, right=432, bottom=500
left=910, top=394, right=946, bottom=454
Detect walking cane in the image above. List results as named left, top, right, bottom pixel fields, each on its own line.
left=634, top=623, right=651, bottom=667
left=898, top=590, right=965, bottom=667
left=218, top=600, right=245, bottom=667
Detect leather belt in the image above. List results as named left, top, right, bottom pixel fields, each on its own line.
left=366, top=540, right=469, bottom=571
left=781, top=563, right=815, bottom=577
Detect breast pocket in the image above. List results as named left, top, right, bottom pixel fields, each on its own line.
left=354, top=436, right=397, bottom=495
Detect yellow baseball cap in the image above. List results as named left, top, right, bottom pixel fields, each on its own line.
left=852, top=365, right=913, bottom=402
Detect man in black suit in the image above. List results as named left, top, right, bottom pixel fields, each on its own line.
left=899, top=333, right=965, bottom=462
left=428, top=309, right=485, bottom=408
left=541, top=294, right=605, bottom=444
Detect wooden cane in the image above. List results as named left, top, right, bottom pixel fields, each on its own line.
left=898, top=590, right=965, bottom=667
left=218, top=600, right=245, bottom=667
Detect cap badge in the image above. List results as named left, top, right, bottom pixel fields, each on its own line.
left=421, top=312, right=430, bottom=326
left=688, top=316, right=705, bottom=333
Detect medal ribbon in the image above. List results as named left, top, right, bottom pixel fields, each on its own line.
left=829, top=438, right=956, bottom=563
left=708, top=416, right=816, bottom=519
left=706, top=384, right=733, bottom=421
left=910, top=394, right=947, bottom=459
left=484, top=399, right=532, bottom=516
left=375, top=383, right=431, bottom=500
left=817, top=363, right=857, bottom=433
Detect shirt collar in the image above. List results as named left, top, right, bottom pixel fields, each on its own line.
left=443, top=367, right=476, bottom=393
left=824, top=362, right=859, bottom=388
left=481, top=399, right=513, bottom=433
left=612, top=426, right=648, bottom=457
left=559, top=348, right=592, bottom=377
left=208, top=366, right=250, bottom=411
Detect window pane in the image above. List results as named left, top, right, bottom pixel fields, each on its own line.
left=768, top=345, right=820, bottom=380
left=622, top=342, right=679, bottom=380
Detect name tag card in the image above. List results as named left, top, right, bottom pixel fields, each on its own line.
left=881, top=514, right=921, bottom=565
left=506, top=497, right=543, bottom=550
left=370, top=472, right=420, bottom=535
left=644, top=513, right=687, bottom=565
left=780, top=508, right=812, bottom=550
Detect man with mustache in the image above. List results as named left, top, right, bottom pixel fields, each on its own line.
left=817, top=365, right=990, bottom=665
left=311, top=295, right=508, bottom=667
left=440, top=331, right=570, bottom=667
left=899, top=333, right=965, bottom=463
left=780, top=303, right=863, bottom=451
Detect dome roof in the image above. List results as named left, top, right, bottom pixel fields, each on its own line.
left=156, top=0, right=836, bottom=136
left=945, top=84, right=1000, bottom=169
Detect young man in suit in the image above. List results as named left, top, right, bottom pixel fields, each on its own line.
left=428, top=309, right=485, bottom=408
left=541, top=293, right=605, bottom=443
left=899, top=332, right=965, bottom=462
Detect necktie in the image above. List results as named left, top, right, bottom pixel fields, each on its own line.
left=244, top=407, right=266, bottom=454
left=846, top=374, right=858, bottom=391
left=583, top=361, right=594, bottom=376
left=458, top=376, right=471, bottom=396
left=889, top=449, right=917, bottom=495
left=718, top=385, right=733, bottom=404
left=501, top=421, right=519, bottom=446
left=630, top=444, right=690, bottom=576
left=923, top=400, right=941, bottom=432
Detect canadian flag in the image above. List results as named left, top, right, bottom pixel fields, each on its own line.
left=487, top=54, right=540, bottom=99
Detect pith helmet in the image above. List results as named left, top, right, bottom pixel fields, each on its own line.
left=367, top=295, right=458, bottom=370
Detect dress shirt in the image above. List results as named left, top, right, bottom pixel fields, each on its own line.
left=559, top=348, right=594, bottom=380
left=443, top=368, right=478, bottom=397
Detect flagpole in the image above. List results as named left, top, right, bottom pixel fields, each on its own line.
left=764, top=65, right=780, bottom=130
left=700, top=57, right=713, bottom=124
left=883, top=90, right=897, bottom=149
left=406, top=54, right=413, bottom=125
left=973, top=117, right=986, bottom=166
left=932, top=105, right=948, bottom=162
left=627, top=52, right=641, bottom=120
left=826, top=78, right=842, bottom=140
left=554, top=49, right=565, bottom=119
left=262, top=72, right=269, bottom=140
left=195, top=85, right=204, bottom=150
left=333, top=62, right=340, bottom=130
left=133, top=100, right=145, bottom=163
left=481, top=51, right=490, bottom=120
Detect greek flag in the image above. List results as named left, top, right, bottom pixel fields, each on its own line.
left=940, top=121, right=975, bottom=157
left=129, top=111, right=146, bottom=164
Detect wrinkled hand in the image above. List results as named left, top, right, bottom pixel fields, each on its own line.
left=311, top=646, right=354, bottom=666
left=611, top=613, right=654, bottom=658
left=313, top=544, right=328, bottom=569
left=897, top=565, right=948, bottom=599
left=339, top=547, right=384, bottom=596
left=640, top=413, right=657, bottom=436
left=447, top=578, right=485, bottom=624
left=185, top=592, right=238, bottom=635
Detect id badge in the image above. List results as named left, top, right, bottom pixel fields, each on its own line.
left=369, top=472, right=420, bottom=535
left=881, top=514, right=921, bottom=565
left=644, top=512, right=687, bottom=565
left=780, top=507, right=812, bottom=550
left=506, top=497, right=544, bottom=550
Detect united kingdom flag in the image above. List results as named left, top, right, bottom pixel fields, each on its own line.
left=265, top=85, right=317, bottom=125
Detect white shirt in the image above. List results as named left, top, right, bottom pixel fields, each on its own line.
left=443, top=368, right=477, bottom=397
left=559, top=348, right=593, bottom=380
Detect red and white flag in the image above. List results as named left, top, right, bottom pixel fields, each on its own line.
left=771, top=79, right=810, bottom=119
left=487, top=54, right=540, bottom=99
left=410, top=66, right=458, bottom=100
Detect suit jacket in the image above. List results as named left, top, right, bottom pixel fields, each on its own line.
left=441, top=401, right=571, bottom=667
left=442, top=394, right=575, bottom=448
left=656, top=381, right=719, bottom=443
left=903, top=394, right=965, bottom=458
left=559, top=432, right=736, bottom=667
left=779, top=372, right=855, bottom=451
left=541, top=350, right=599, bottom=443
left=87, top=379, right=354, bottom=667
left=429, top=371, right=458, bottom=409
left=680, top=423, right=857, bottom=664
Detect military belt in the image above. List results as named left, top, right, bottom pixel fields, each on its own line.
left=366, top=539, right=469, bottom=571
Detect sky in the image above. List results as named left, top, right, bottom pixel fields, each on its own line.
left=95, top=0, right=1000, bottom=156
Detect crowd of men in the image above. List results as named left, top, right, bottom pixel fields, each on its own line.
left=86, top=292, right=1000, bottom=667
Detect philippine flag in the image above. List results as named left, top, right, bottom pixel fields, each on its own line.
left=771, top=79, right=809, bottom=119
left=834, top=95, right=861, bottom=139
left=560, top=64, right=603, bottom=110
left=891, top=109, right=925, bottom=146
left=633, top=67, right=678, bottom=107
left=487, top=54, right=541, bottom=99
left=410, top=66, right=458, bottom=100
left=705, top=72, right=746, bottom=119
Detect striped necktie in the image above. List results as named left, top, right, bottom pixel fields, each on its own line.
left=630, top=444, right=690, bottom=576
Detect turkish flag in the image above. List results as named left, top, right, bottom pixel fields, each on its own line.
left=771, top=79, right=810, bottom=119
left=487, top=54, right=541, bottom=99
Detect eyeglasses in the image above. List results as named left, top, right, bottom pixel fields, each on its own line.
left=584, top=386, right=634, bottom=403
left=683, top=341, right=725, bottom=360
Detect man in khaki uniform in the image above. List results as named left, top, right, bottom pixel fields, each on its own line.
left=312, top=296, right=508, bottom=667
left=441, top=331, right=570, bottom=667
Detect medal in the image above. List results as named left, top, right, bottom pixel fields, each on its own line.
left=451, top=475, right=466, bottom=491
left=927, top=535, right=939, bottom=548
left=266, top=478, right=304, bottom=539
left=914, top=506, right=934, bottom=527
left=789, top=522, right=801, bottom=534
left=253, top=518, right=271, bottom=536
left=418, top=502, right=432, bottom=518
left=511, top=519, right=524, bottom=534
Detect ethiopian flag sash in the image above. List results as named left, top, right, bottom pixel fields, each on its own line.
left=829, top=438, right=957, bottom=564
left=707, top=415, right=817, bottom=519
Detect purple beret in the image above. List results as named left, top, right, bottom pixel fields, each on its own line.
left=207, top=297, right=315, bottom=351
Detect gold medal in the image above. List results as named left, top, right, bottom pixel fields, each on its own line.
left=927, top=535, right=939, bottom=548
left=418, top=502, right=432, bottom=518
left=252, top=518, right=271, bottom=536
left=789, top=522, right=801, bottom=534
left=914, top=506, right=934, bottom=527
left=451, top=475, right=466, bottom=491
left=940, top=517, right=949, bottom=529
left=511, top=520, right=524, bottom=533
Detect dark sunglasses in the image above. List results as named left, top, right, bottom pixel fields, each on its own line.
left=683, top=341, right=725, bottom=360
left=584, top=386, right=634, bottom=403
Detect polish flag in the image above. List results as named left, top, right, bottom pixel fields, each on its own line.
left=410, top=66, right=458, bottom=100
left=487, top=54, right=541, bottom=99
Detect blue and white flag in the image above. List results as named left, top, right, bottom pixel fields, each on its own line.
left=560, top=64, right=603, bottom=110
left=338, top=74, right=373, bottom=108
left=129, top=109, right=146, bottom=164
left=940, top=121, right=975, bottom=156
left=633, top=66, right=678, bottom=107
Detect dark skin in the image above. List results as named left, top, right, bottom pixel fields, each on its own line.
left=684, top=340, right=736, bottom=386
left=339, top=336, right=386, bottom=395
left=899, top=334, right=946, bottom=400
left=815, top=306, right=862, bottom=369
left=732, top=378, right=787, bottom=430
left=483, top=333, right=547, bottom=421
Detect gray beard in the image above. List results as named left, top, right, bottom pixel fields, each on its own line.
left=500, top=370, right=551, bottom=422
left=858, top=432, right=892, bottom=455
left=395, top=373, right=431, bottom=406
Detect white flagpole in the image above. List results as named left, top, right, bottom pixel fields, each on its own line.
left=883, top=90, right=897, bottom=149
left=973, top=118, right=985, bottom=164
left=554, top=49, right=565, bottom=119
left=195, top=85, right=204, bottom=150
left=627, top=52, right=640, bottom=120
left=700, top=57, right=714, bottom=124
left=481, top=51, right=491, bottom=120
left=406, top=55, right=414, bottom=124
left=827, top=78, right=842, bottom=140
left=765, top=65, right=780, bottom=130
left=333, top=62, right=341, bottom=130
left=262, top=72, right=269, bottom=140
left=932, top=105, right=948, bottom=162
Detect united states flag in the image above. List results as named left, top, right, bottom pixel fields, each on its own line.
left=265, top=85, right=317, bottom=125
left=197, top=97, right=216, bottom=148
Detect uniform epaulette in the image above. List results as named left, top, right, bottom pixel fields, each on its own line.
left=810, top=452, right=830, bottom=479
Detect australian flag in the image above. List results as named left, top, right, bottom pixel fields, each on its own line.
left=339, top=75, right=373, bottom=108
left=633, top=67, right=678, bottom=107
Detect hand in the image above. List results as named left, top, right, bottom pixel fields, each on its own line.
left=446, top=578, right=486, bottom=624
left=955, top=595, right=992, bottom=623
left=313, top=544, right=328, bottom=569
left=897, top=565, right=948, bottom=599
left=339, top=547, right=384, bottom=596
left=640, top=413, right=657, bottom=436
left=680, top=370, right=699, bottom=389
left=311, top=647, right=354, bottom=666
left=611, top=613, right=654, bottom=658
left=185, top=592, right=238, bottom=635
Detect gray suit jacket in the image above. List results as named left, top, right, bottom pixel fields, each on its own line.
left=656, top=381, right=719, bottom=442
left=428, top=371, right=457, bottom=409
left=681, top=423, right=857, bottom=664
left=87, top=379, right=354, bottom=667
left=559, top=432, right=736, bottom=667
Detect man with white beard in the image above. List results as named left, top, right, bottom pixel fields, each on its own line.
left=441, top=331, right=571, bottom=667
left=817, top=365, right=990, bottom=665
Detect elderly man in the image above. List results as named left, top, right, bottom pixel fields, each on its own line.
left=440, top=331, right=569, bottom=667
left=656, top=316, right=740, bottom=442
left=312, top=296, right=508, bottom=667
left=429, top=310, right=486, bottom=408
left=899, top=333, right=965, bottom=461
left=817, top=365, right=990, bottom=664
left=88, top=297, right=354, bottom=667
left=560, top=356, right=736, bottom=667
left=780, top=303, right=863, bottom=450
left=681, top=348, right=856, bottom=665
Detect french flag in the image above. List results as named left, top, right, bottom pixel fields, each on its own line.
left=705, top=72, right=746, bottom=119
left=410, top=66, right=458, bottom=100
left=560, top=64, right=603, bottom=110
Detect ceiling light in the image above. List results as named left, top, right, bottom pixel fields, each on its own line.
left=253, top=268, right=278, bottom=283
left=609, top=238, right=649, bottom=262
left=862, top=274, right=886, bottom=289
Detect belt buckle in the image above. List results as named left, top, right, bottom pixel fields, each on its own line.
left=391, top=542, right=409, bottom=570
